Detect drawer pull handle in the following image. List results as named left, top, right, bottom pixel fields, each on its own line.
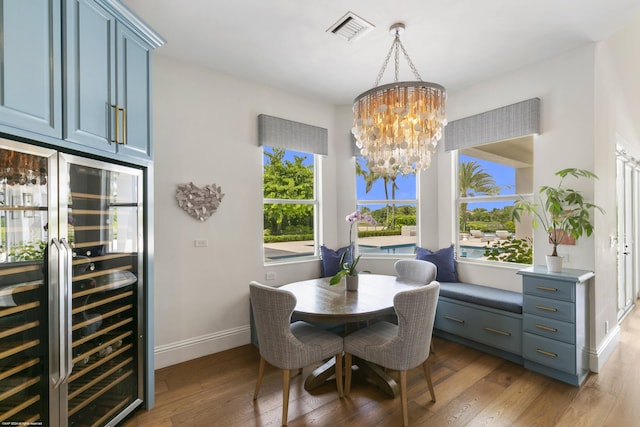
left=536, top=285, right=558, bottom=292
left=444, top=315, right=465, bottom=324
left=484, top=327, right=511, bottom=336
left=111, top=104, right=119, bottom=144
left=536, top=349, right=558, bottom=358
left=535, top=305, right=558, bottom=312
left=535, top=324, right=558, bottom=332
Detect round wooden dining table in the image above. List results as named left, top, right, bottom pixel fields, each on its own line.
left=280, top=274, right=423, bottom=397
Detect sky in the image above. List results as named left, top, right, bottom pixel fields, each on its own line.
left=264, top=147, right=517, bottom=211
left=355, top=154, right=516, bottom=209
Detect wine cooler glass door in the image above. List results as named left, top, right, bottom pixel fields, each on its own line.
left=61, top=154, right=144, bottom=427
left=0, top=140, right=57, bottom=426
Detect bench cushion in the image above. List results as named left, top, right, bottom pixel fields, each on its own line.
left=439, top=282, right=523, bottom=314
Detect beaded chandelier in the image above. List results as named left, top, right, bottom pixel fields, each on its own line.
left=352, top=23, right=447, bottom=175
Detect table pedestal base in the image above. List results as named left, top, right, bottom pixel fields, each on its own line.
left=303, top=356, right=399, bottom=398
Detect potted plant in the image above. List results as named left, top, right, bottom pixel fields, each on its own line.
left=512, top=168, right=604, bottom=272
left=329, top=210, right=376, bottom=290
left=329, top=251, right=363, bottom=290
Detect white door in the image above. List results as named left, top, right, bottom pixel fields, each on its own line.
left=616, top=148, right=639, bottom=320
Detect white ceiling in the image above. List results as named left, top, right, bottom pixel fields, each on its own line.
left=122, top=0, right=640, bottom=105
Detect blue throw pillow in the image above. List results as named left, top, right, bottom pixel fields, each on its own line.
left=320, top=244, right=354, bottom=277
left=415, top=244, right=458, bottom=282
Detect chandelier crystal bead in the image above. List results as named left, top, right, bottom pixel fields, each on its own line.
left=352, top=23, right=447, bottom=175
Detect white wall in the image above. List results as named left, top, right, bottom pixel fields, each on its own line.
left=152, top=56, right=338, bottom=368
left=151, top=15, right=640, bottom=370
left=591, top=13, right=640, bottom=368
left=432, top=44, right=624, bottom=369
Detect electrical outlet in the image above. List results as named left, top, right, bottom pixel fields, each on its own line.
left=605, top=320, right=609, bottom=334
left=265, top=272, right=276, bottom=281
left=194, top=239, right=208, bottom=247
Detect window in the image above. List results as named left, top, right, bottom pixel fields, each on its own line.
left=263, top=147, right=318, bottom=262
left=355, top=156, right=418, bottom=255
left=456, top=137, right=534, bottom=264
left=258, top=114, right=327, bottom=263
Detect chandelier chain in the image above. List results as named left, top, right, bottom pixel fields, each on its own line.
left=394, top=36, right=400, bottom=82
left=373, top=36, right=396, bottom=87
left=373, top=27, right=423, bottom=87
left=396, top=38, right=422, bottom=81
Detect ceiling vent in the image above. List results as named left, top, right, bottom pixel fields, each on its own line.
left=327, top=12, right=375, bottom=42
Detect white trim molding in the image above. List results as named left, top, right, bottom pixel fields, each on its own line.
left=154, top=325, right=251, bottom=369
left=587, top=323, right=621, bottom=373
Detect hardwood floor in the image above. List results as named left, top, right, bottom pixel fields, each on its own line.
left=123, top=306, right=640, bottom=426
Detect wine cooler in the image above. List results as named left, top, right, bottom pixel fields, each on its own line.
left=0, top=138, right=145, bottom=426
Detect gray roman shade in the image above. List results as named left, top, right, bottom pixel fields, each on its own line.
left=258, top=114, right=328, bottom=155
left=444, top=98, right=540, bottom=151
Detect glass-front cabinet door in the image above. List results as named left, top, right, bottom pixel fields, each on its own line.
left=0, top=141, right=56, bottom=425
left=0, top=138, right=144, bottom=426
left=62, top=154, right=144, bottom=426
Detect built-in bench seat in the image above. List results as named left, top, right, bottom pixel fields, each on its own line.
left=434, top=281, right=524, bottom=364
left=439, top=282, right=522, bottom=314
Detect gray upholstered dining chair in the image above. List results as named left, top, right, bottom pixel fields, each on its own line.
left=394, top=259, right=437, bottom=284
left=392, top=259, right=438, bottom=353
left=344, top=282, right=440, bottom=427
left=249, top=281, right=344, bottom=426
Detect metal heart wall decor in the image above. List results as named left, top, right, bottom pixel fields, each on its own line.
left=176, top=182, right=225, bottom=222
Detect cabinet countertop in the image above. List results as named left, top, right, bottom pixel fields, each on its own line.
left=517, top=266, right=595, bottom=283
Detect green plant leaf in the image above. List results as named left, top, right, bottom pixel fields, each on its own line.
left=329, top=270, right=347, bottom=285
left=511, top=168, right=604, bottom=253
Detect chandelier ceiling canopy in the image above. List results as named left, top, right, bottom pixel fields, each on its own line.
left=352, top=23, right=447, bottom=176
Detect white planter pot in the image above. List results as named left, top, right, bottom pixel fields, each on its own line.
left=346, top=275, right=359, bottom=291
left=546, top=255, right=563, bottom=273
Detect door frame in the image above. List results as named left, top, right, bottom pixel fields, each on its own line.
left=616, top=144, right=640, bottom=321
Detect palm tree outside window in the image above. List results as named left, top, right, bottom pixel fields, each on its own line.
left=355, top=157, right=418, bottom=256
left=456, top=137, right=534, bottom=264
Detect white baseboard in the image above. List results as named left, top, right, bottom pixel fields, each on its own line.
left=154, top=325, right=251, bottom=369
left=587, top=324, right=621, bottom=373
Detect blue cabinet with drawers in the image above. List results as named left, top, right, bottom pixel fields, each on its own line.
left=435, top=298, right=523, bottom=356
left=518, top=266, right=594, bottom=386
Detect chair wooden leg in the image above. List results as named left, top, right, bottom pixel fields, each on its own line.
left=335, top=353, right=344, bottom=398
left=430, top=340, right=435, bottom=353
left=422, top=360, right=436, bottom=402
left=400, top=370, right=409, bottom=427
left=253, top=356, right=266, bottom=400
left=344, top=353, right=352, bottom=395
left=282, top=369, right=291, bottom=426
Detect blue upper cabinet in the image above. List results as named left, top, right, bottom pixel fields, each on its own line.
left=0, top=0, right=162, bottom=161
left=0, top=0, right=62, bottom=138
left=64, top=0, right=117, bottom=151
left=64, top=0, right=163, bottom=161
left=116, top=24, right=154, bottom=159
